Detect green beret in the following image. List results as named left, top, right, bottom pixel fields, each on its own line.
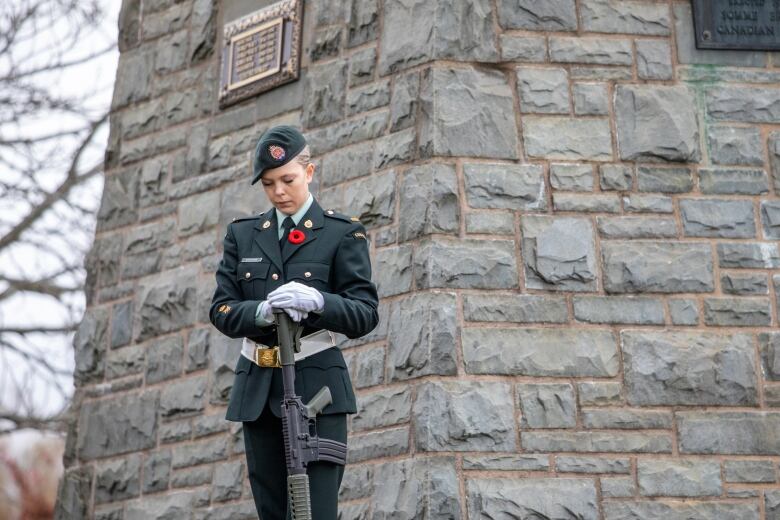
left=251, top=125, right=307, bottom=185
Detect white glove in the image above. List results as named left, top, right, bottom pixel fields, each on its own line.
left=257, top=300, right=274, bottom=322
left=266, top=281, right=324, bottom=314
left=282, top=307, right=308, bottom=322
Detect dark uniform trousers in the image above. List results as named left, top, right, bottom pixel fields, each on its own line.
left=209, top=197, right=379, bottom=519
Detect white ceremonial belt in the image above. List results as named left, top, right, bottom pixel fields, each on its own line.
left=241, top=329, right=337, bottom=367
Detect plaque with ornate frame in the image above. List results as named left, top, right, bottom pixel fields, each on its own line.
left=219, top=0, right=303, bottom=108
left=692, top=0, right=780, bottom=51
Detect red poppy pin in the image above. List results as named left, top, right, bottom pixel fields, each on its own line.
left=288, top=229, right=305, bottom=244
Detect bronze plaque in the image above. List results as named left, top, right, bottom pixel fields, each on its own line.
left=693, top=0, right=780, bottom=50
left=219, top=0, right=303, bottom=108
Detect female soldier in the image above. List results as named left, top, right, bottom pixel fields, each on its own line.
left=209, top=125, right=379, bottom=519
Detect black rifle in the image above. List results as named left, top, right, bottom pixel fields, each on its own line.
left=274, top=310, right=348, bottom=520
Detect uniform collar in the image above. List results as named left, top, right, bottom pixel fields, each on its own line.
left=275, top=193, right=313, bottom=234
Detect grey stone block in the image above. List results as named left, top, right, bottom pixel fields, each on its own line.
left=171, top=437, right=228, bottom=469
left=125, top=490, right=207, bottom=520
left=517, top=383, right=576, bottom=428
left=464, top=162, right=546, bottom=210
left=340, top=464, right=373, bottom=501
left=352, top=387, right=411, bottom=431
left=135, top=268, right=198, bottom=341
left=186, top=328, right=209, bottom=372
left=760, top=332, right=780, bottom=381
left=556, top=456, right=630, bottom=474
left=146, top=335, right=183, bottom=384
left=718, top=242, right=780, bottom=268
left=707, top=86, right=780, bottom=123
left=380, top=0, right=498, bottom=74
left=604, top=500, right=759, bottom=520
left=349, top=47, right=376, bottom=87
left=143, top=450, right=171, bottom=493
left=602, top=241, right=714, bottom=293
left=419, top=67, right=516, bottom=159
left=708, top=126, right=764, bottom=166
left=414, top=381, right=516, bottom=451
left=467, top=478, right=598, bottom=520
left=97, top=169, right=139, bottom=231
left=342, top=169, right=395, bottom=228
left=553, top=193, right=620, bottom=213
left=77, top=391, right=159, bottom=459
left=523, top=431, right=671, bottom=453
left=703, top=297, right=771, bottom=326
left=597, top=216, right=677, bottom=239
left=348, top=0, right=378, bottom=47
left=374, top=245, right=412, bottom=298
left=347, top=426, right=409, bottom=463
left=767, top=490, right=780, bottom=519
left=463, top=294, right=568, bottom=323
left=582, top=409, right=672, bottom=429
left=722, top=272, right=768, bottom=295
left=95, top=455, right=141, bottom=503
left=615, top=85, right=700, bottom=162
left=74, top=307, right=109, bottom=383
left=550, top=163, right=594, bottom=191
left=638, top=459, right=721, bottom=497
left=387, top=292, right=457, bottom=381
left=192, top=414, right=229, bottom=439
left=497, top=0, right=577, bottom=31
left=373, top=127, right=415, bottom=170
left=160, top=376, right=206, bottom=418
left=209, top=334, right=241, bottom=405
left=636, top=166, right=693, bottom=193
left=302, top=61, right=347, bottom=128
left=767, top=386, right=780, bottom=408
left=724, top=460, right=776, bottom=483
left=171, top=466, right=212, bottom=488
left=462, top=454, right=549, bottom=471
left=770, top=131, right=780, bottom=191
left=524, top=116, right=612, bottom=160
left=320, top=143, right=373, bottom=188
left=601, top=477, right=635, bottom=498
left=522, top=216, right=597, bottom=291
left=105, top=345, right=145, bottom=380
left=465, top=211, right=515, bottom=234
left=348, top=345, right=385, bottom=389
left=54, top=467, right=92, bottom=520
left=347, top=79, right=391, bottom=116
left=389, top=71, right=419, bottom=132
left=580, top=0, right=670, bottom=35
left=399, top=163, right=459, bottom=241
left=577, top=382, right=623, bottom=406
left=516, top=66, right=569, bottom=114
left=212, top=461, right=243, bottom=502
left=160, top=420, right=191, bottom=445
left=700, top=168, right=768, bottom=195
left=550, top=37, right=633, bottom=65
left=463, top=328, right=618, bottom=377
left=414, top=239, right=518, bottom=289
left=762, top=200, right=780, bottom=239
left=669, top=298, right=700, bottom=325
left=111, top=49, right=153, bottom=109
left=636, top=39, right=673, bottom=79
left=623, top=193, right=673, bottom=213
left=575, top=296, right=664, bottom=325
left=678, top=412, right=780, bottom=454
left=154, top=30, right=188, bottom=74
left=622, top=330, right=757, bottom=406
left=500, top=35, right=546, bottom=61
left=599, top=164, right=633, bottom=191
left=573, top=82, right=609, bottom=115
left=371, top=457, right=461, bottom=519
left=310, top=26, right=341, bottom=62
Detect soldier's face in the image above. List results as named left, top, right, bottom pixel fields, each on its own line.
left=260, top=160, right=314, bottom=215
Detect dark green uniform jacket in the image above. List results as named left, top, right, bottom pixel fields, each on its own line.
left=209, top=197, right=379, bottom=422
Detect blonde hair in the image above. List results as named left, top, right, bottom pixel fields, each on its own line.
left=294, top=145, right=311, bottom=166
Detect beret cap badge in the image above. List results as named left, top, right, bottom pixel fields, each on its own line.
left=269, top=144, right=286, bottom=161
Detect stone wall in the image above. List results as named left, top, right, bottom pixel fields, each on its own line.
left=57, top=0, right=780, bottom=518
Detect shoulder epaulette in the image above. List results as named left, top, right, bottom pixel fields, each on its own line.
left=231, top=214, right=262, bottom=223
left=324, top=209, right=357, bottom=223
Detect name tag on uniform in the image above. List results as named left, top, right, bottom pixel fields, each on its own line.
left=241, top=257, right=263, bottom=262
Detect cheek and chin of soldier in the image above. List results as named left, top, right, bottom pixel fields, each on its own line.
left=208, top=126, right=379, bottom=520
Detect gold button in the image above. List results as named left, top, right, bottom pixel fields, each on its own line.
left=272, top=273, right=279, bottom=280
left=245, top=272, right=251, bottom=279
left=262, top=221, right=271, bottom=229
left=304, top=271, right=311, bottom=278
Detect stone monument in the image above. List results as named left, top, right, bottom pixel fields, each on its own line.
left=56, top=1, right=780, bottom=518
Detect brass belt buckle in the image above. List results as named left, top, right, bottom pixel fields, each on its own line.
left=255, top=346, right=281, bottom=368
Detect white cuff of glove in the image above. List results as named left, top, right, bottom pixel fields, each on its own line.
left=266, top=281, right=325, bottom=314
